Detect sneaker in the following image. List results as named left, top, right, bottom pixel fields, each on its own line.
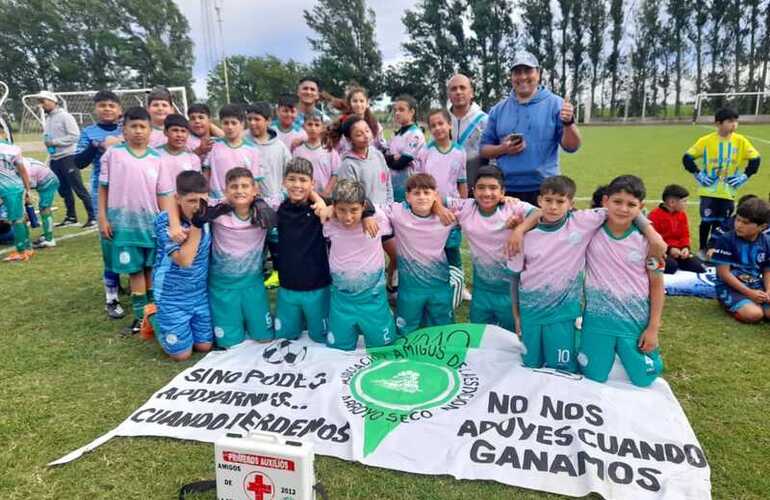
left=55, top=217, right=78, bottom=228
left=32, top=236, right=46, bottom=246
left=3, top=251, right=29, bottom=262
left=140, top=303, right=158, bottom=341
left=33, top=238, right=56, bottom=249
left=264, top=270, right=280, bottom=289
left=129, top=318, right=142, bottom=335
left=82, top=219, right=97, bottom=229
left=23, top=249, right=35, bottom=259
left=105, top=300, right=125, bottom=319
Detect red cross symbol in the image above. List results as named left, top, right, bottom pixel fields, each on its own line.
left=246, top=474, right=273, bottom=500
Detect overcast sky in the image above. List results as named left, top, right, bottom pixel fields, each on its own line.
left=174, top=0, right=412, bottom=96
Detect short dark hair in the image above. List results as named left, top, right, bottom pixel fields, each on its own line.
left=277, top=93, right=299, bottom=108
left=123, top=106, right=150, bottom=123
left=147, top=86, right=173, bottom=105
left=406, top=173, right=437, bottom=192
left=394, top=94, right=418, bottom=111
left=176, top=170, right=208, bottom=196
left=341, top=115, right=366, bottom=139
left=225, top=167, right=255, bottom=186
left=736, top=197, right=770, bottom=225
left=284, top=157, right=313, bottom=179
left=303, top=111, right=324, bottom=124
left=164, top=113, right=189, bottom=131
left=427, top=108, right=451, bottom=124
left=298, top=76, right=321, bottom=89
left=715, top=108, right=739, bottom=123
left=662, top=184, right=689, bottom=201
left=474, top=166, right=504, bottom=188
left=605, top=174, right=646, bottom=201
left=739, top=194, right=759, bottom=207
left=219, top=103, right=244, bottom=122
left=246, top=102, right=272, bottom=120
left=591, top=185, right=607, bottom=209
left=332, top=178, right=366, bottom=205
left=540, top=175, right=577, bottom=198
left=188, top=102, right=211, bottom=117
left=93, top=90, right=120, bottom=104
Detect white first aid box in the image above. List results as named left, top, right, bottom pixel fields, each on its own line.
left=215, top=431, right=315, bottom=500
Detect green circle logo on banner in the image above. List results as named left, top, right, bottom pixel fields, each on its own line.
left=351, top=359, right=460, bottom=412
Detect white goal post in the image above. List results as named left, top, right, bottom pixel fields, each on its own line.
left=693, top=91, right=770, bottom=123
left=0, top=81, right=13, bottom=143
left=20, top=86, right=189, bottom=134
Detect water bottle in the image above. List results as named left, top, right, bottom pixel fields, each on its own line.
left=44, top=133, right=56, bottom=155
left=26, top=203, right=39, bottom=228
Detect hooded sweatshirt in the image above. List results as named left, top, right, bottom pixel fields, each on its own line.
left=249, top=128, right=291, bottom=197
left=480, top=86, right=577, bottom=193
left=450, top=102, right=487, bottom=187
left=337, top=147, right=393, bottom=206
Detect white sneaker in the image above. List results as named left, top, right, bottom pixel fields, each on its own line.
left=33, top=238, right=56, bottom=249
left=462, top=288, right=473, bottom=302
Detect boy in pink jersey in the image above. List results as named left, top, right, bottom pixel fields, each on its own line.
left=386, top=95, right=425, bottom=202
left=294, top=111, right=340, bottom=196
left=24, top=157, right=60, bottom=248
left=146, top=86, right=174, bottom=148
left=0, top=134, right=32, bottom=262
left=508, top=175, right=665, bottom=373
left=186, top=103, right=222, bottom=161
left=578, top=175, right=665, bottom=387
left=446, top=166, right=534, bottom=332
left=208, top=167, right=277, bottom=347
left=383, top=173, right=457, bottom=334
left=273, top=94, right=307, bottom=152
left=157, top=114, right=201, bottom=200
left=98, top=107, right=162, bottom=334
left=323, top=179, right=396, bottom=350
left=203, top=104, right=262, bottom=203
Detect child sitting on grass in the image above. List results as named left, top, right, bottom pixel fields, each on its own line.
left=648, top=184, right=705, bottom=274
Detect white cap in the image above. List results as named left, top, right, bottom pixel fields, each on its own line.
left=511, top=51, right=540, bottom=70
left=30, top=90, right=58, bottom=103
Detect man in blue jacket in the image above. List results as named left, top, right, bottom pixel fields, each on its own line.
left=480, top=52, right=581, bottom=205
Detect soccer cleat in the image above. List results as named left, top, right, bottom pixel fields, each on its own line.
left=82, top=219, right=97, bottom=229
left=23, top=249, right=35, bottom=259
left=32, top=236, right=46, bottom=246
left=33, top=238, right=56, bottom=249
left=3, top=251, right=29, bottom=262
left=129, top=318, right=142, bottom=335
left=55, top=217, right=78, bottom=228
left=264, top=270, right=280, bottom=289
left=105, top=300, right=125, bottom=319
left=140, top=303, right=158, bottom=341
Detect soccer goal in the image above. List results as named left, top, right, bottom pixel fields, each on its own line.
left=20, top=87, right=189, bottom=134
left=0, top=81, right=14, bottom=143
left=692, top=91, right=770, bottom=123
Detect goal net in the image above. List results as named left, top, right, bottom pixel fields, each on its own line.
left=20, top=87, right=189, bottom=134
left=693, top=91, right=770, bottom=123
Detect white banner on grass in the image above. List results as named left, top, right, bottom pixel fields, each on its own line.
left=52, top=324, right=711, bottom=499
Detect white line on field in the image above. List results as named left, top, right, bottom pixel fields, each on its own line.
left=0, top=228, right=97, bottom=256
left=697, top=125, right=770, bottom=145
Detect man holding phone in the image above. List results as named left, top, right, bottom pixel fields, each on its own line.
left=480, top=52, right=581, bottom=205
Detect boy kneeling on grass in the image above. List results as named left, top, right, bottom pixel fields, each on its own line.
left=712, top=197, right=770, bottom=323
left=141, top=171, right=213, bottom=360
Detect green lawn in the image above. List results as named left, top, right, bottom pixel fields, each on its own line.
left=3, top=124, right=770, bottom=499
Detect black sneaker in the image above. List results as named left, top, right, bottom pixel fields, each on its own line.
left=105, top=300, right=125, bottom=319
left=55, top=217, right=78, bottom=228
left=129, top=318, right=142, bottom=335
left=82, top=219, right=97, bottom=229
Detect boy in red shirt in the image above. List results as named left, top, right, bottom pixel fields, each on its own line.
left=649, top=184, right=706, bottom=274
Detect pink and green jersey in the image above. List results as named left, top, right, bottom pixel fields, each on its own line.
left=414, top=142, right=467, bottom=198
left=98, top=143, right=162, bottom=247
left=209, top=211, right=267, bottom=289
left=293, top=143, right=341, bottom=192
left=0, top=140, right=23, bottom=191
left=149, top=126, right=167, bottom=148
left=23, top=157, right=57, bottom=189
left=274, top=124, right=307, bottom=152
left=509, top=209, right=607, bottom=324
left=387, top=123, right=425, bottom=197
left=157, top=146, right=202, bottom=196
left=583, top=224, right=652, bottom=338
left=382, top=202, right=456, bottom=289
left=323, top=211, right=392, bottom=297
left=202, top=138, right=262, bottom=202
left=448, top=198, right=535, bottom=291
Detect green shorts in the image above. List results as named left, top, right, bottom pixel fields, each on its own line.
left=395, top=285, right=453, bottom=335
left=275, top=287, right=329, bottom=343
left=36, top=179, right=60, bottom=209
left=578, top=331, right=663, bottom=387
left=328, top=286, right=396, bottom=350
left=101, top=239, right=156, bottom=274
left=521, top=318, right=578, bottom=372
left=209, top=283, right=273, bottom=348
left=469, top=286, right=514, bottom=332
left=0, top=186, right=24, bottom=222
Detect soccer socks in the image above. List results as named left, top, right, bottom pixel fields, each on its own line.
left=41, top=212, right=54, bottom=241
left=131, top=293, right=148, bottom=321
left=698, top=221, right=711, bottom=250
left=104, top=271, right=119, bottom=303
left=146, top=288, right=154, bottom=303
left=13, top=221, right=29, bottom=251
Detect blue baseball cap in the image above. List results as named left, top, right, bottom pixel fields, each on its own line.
left=511, top=51, right=539, bottom=70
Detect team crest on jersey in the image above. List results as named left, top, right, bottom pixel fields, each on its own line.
left=567, top=232, right=583, bottom=245
left=627, top=250, right=643, bottom=263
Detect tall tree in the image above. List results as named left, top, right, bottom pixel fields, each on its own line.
left=521, top=0, right=557, bottom=88
left=585, top=0, right=607, bottom=114
left=606, top=0, right=624, bottom=116
left=569, top=0, right=587, bottom=102
left=707, top=0, right=729, bottom=89
left=744, top=0, right=762, bottom=92
left=557, top=0, right=573, bottom=95
left=688, top=1, right=709, bottom=95
left=382, top=62, right=434, bottom=114
left=468, top=0, right=516, bottom=107
left=304, top=0, right=383, bottom=96
left=666, top=0, right=690, bottom=116
left=629, top=0, right=660, bottom=116
left=728, top=0, right=745, bottom=92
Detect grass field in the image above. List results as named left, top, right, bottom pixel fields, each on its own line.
left=3, top=124, right=770, bottom=499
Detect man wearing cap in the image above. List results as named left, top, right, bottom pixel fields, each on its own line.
left=447, top=74, right=488, bottom=191
left=34, top=91, right=94, bottom=228
left=480, top=52, right=581, bottom=205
